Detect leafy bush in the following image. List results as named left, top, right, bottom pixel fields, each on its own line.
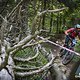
left=73, top=40, right=80, bottom=62
left=75, top=40, right=80, bottom=53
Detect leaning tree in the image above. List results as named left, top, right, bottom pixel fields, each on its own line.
left=0, top=0, right=79, bottom=80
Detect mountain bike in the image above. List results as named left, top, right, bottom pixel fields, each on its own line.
left=59, top=37, right=77, bottom=65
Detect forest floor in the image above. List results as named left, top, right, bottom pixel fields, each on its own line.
left=49, top=39, right=74, bottom=77
left=43, top=34, right=77, bottom=79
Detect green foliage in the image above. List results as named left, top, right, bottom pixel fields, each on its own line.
left=15, top=47, right=34, bottom=58
left=75, top=40, right=80, bottom=53
left=73, top=55, right=80, bottom=62
left=15, top=47, right=49, bottom=80
left=73, top=41, right=80, bottom=62
left=15, top=47, right=48, bottom=66
left=57, top=0, right=80, bottom=10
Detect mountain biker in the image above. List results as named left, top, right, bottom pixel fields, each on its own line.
left=64, top=24, right=80, bottom=49
left=60, top=24, right=80, bottom=65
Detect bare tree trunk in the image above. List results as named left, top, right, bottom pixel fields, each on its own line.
left=56, top=13, right=59, bottom=33
left=42, top=0, right=47, bottom=29
left=49, top=13, right=53, bottom=33
left=0, top=69, right=12, bottom=80
left=0, top=16, right=15, bottom=80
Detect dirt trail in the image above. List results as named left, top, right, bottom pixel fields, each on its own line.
left=45, top=38, right=75, bottom=77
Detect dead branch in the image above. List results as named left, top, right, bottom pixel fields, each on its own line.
left=0, top=15, right=8, bottom=23
left=22, top=37, right=49, bottom=49
left=11, top=37, right=49, bottom=57
left=0, top=16, right=8, bottom=70
left=14, top=45, right=40, bottom=62
left=38, top=7, right=67, bottom=16
left=14, top=53, right=55, bottom=77
left=38, top=36, right=80, bottom=57
left=13, top=65, right=41, bottom=71
left=7, top=0, right=24, bottom=19
left=7, top=31, right=40, bottom=53
left=31, top=7, right=67, bottom=34
left=39, top=44, right=67, bottom=80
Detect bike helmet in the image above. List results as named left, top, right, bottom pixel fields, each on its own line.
left=75, top=24, right=80, bottom=28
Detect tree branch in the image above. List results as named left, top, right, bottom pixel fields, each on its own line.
left=7, top=0, right=24, bottom=19
left=7, top=31, right=40, bottom=53
left=10, top=36, right=49, bottom=57
left=22, top=37, right=49, bottom=49
left=31, top=7, right=67, bottom=34
left=14, top=45, right=40, bottom=62
left=15, top=54, right=56, bottom=77
left=38, top=43, right=67, bottom=80
left=13, top=65, right=41, bottom=71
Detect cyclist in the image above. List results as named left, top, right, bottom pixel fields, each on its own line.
left=64, top=24, right=80, bottom=48
left=60, top=24, right=80, bottom=65
left=60, top=24, right=80, bottom=57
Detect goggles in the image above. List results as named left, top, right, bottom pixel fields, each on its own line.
left=77, top=28, right=80, bottom=31
left=77, top=28, right=80, bottom=30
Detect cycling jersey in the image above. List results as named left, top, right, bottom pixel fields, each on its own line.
left=65, top=28, right=78, bottom=38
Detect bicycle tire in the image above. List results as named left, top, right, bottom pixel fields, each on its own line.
left=62, top=51, right=74, bottom=65
left=59, top=49, right=66, bottom=57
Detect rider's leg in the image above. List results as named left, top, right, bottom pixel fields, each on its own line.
left=60, top=35, right=69, bottom=52
left=64, top=35, right=70, bottom=48
left=71, top=38, right=76, bottom=47
left=71, top=38, right=76, bottom=50
left=60, top=35, right=69, bottom=57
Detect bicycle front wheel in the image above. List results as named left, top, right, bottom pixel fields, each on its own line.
left=62, top=51, right=74, bottom=65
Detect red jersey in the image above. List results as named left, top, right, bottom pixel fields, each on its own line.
left=65, top=28, right=78, bottom=38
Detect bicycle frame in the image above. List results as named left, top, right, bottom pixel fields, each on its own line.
left=60, top=38, right=76, bottom=65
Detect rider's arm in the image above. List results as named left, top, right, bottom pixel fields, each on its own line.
left=65, top=28, right=75, bottom=35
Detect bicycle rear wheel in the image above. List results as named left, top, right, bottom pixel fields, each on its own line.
left=62, top=51, right=74, bottom=65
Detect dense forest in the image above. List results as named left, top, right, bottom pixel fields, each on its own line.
left=0, top=0, right=80, bottom=80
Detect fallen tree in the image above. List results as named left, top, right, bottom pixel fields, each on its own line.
left=0, top=0, right=74, bottom=80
